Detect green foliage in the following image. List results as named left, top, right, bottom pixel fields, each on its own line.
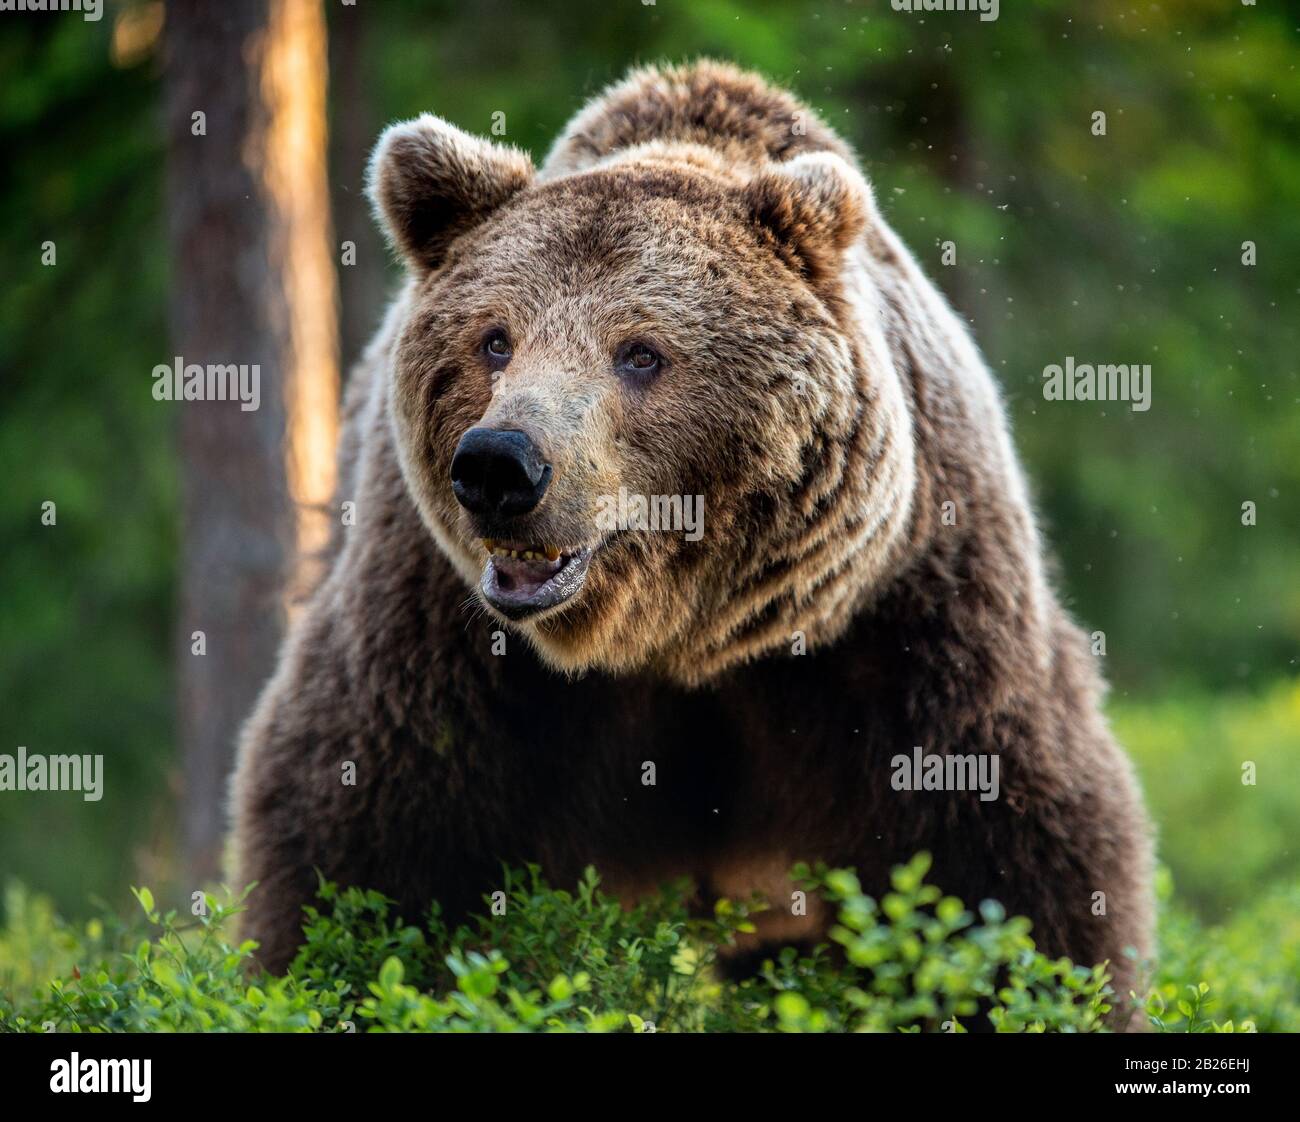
left=3, top=854, right=1285, bottom=1034
left=0, top=884, right=349, bottom=1033
left=1113, top=680, right=1300, bottom=916
left=1, top=14, right=172, bottom=918
left=746, top=857, right=1113, bottom=1033
left=1149, top=870, right=1300, bottom=1034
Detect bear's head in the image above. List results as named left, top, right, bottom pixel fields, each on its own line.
left=368, top=114, right=916, bottom=684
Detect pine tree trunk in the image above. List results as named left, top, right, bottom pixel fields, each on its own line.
left=164, top=0, right=338, bottom=885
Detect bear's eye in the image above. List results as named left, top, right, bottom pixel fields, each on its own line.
left=482, top=329, right=512, bottom=364
left=616, top=341, right=663, bottom=378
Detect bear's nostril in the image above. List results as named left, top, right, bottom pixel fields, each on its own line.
left=450, top=428, right=551, bottom=517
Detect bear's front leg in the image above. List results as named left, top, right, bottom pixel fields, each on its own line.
left=227, top=634, right=503, bottom=974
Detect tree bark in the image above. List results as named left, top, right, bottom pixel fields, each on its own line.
left=164, top=0, right=338, bottom=886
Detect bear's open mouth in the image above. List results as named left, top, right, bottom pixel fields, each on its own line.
left=479, top=539, right=594, bottom=620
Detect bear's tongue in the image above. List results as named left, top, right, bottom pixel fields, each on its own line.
left=491, top=552, right=565, bottom=595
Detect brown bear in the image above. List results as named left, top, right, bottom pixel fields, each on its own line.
left=229, top=60, right=1153, bottom=1026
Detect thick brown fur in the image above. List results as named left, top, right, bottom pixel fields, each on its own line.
left=230, top=61, right=1153, bottom=1028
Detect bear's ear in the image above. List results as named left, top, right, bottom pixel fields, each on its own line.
left=367, top=114, right=535, bottom=272
left=743, top=152, right=873, bottom=285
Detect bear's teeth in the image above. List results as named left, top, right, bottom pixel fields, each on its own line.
left=484, top=542, right=566, bottom=563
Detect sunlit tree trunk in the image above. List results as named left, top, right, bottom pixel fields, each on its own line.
left=164, top=0, right=338, bottom=885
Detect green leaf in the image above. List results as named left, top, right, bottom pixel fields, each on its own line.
left=378, top=956, right=404, bottom=990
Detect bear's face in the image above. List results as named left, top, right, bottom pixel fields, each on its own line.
left=371, top=117, right=897, bottom=680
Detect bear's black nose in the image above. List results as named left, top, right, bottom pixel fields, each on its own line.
left=450, top=428, right=552, bottom=517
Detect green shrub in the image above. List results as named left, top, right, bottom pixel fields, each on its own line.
left=0, top=854, right=1285, bottom=1033
left=1148, top=869, right=1300, bottom=1033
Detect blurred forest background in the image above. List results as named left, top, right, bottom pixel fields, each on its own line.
left=1, top=0, right=1296, bottom=932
